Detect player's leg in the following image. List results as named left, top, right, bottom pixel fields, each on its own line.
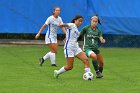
left=54, top=57, right=74, bottom=78
left=97, top=53, right=104, bottom=73
left=39, top=37, right=58, bottom=66
left=76, top=51, right=91, bottom=72
left=90, top=54, right=103, bottom=78
left=85, top=49, right=102, bottom=78
left=48, top=43, right=58, bottom=66
left=54, top=49, right=74, bottom=78
left=39, top=43, right=58, bottom=66
left=39, top=51, right=51, bottom=66
left=85, top=49, right=99, bottom=72
left=90, top=49, right=103, bottom=78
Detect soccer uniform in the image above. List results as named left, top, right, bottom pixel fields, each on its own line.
left=45, top=15, right=63, bottom=44
left=80, top=25, right=103, bottom=56
left=64, top=23, right=82, bottom=58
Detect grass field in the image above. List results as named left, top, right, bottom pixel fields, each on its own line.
left=0, top=45, right=140, bottom=93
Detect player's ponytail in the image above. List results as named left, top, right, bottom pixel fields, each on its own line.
left=71, top=15, right=83, bottom=23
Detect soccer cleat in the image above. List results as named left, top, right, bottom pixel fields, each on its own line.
left=39, top=58, right=44, bottom=66
left=54, top=70, right=59, bottom=78
left=96, top=71, right=103, bottom=78
left=51, top=64, right=57, bottom=67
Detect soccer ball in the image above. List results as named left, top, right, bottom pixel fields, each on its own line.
left=83, top=72, right=94, bottom=80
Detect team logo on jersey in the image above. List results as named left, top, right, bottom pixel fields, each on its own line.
left=87, top=35, right=98, bottom=38
left=52, top=23, right=58, bottom=26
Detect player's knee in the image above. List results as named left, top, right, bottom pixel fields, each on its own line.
left=51, top=49, right=57, bottom=53
left=90, top=54, right=97, bottom=60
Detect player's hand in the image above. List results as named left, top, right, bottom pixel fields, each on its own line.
left=101, top=39, right=106, bottom=43
left=35, top=33, right=40, bottom=39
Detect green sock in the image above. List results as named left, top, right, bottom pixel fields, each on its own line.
left=92, top=60, right=99, bottom=72
left=99, top=67, right=103, bottom=73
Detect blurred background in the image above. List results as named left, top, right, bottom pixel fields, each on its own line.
left=0, top=0, right=140, bottom=47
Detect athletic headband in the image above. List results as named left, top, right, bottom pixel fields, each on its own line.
left=91, top=16, right=98, bottom=19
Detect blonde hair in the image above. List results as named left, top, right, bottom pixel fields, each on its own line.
left=91, top=15, right=98, bottom=19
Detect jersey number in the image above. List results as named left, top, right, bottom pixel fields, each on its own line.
left=92, top=39, right=94, bottom=44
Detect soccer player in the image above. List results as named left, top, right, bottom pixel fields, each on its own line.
left=80, top=15, right=105, bottom=78
left=54, top=15, right=92, bottom=78
left=35, top=7, right=66, bottom=66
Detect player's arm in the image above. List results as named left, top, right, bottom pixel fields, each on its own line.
left=60, top=27, right=67, bottom=43
left=35, top=17, right=51, bottom=39
left=58, top=24, right=69, bottom=43
left=58, top=24, right=69, bottom=28
left=35, top=24, right=47, bottom=39
left=59, top=18, right=67, bottom=34
left=61, top=27, right=67, bottom=34
left=98, top=27, right=105, bottom=43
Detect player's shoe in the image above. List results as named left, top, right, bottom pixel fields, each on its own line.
left=51, top=64, right=57, bottom=67
left=54, top=70, right=59, bottom=78
left=39, top=58, right=44, bottom=66
left=96, top=71, right=103, bottom=78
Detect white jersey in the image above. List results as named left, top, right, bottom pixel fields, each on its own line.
left=64, top=23, right=80, bottom=49
left=45, top=15, right=63, bottom=39
left=64, top=23, right=82, bottom=57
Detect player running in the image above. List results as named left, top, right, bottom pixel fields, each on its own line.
left=35, top=7, right=66, bottom=67
left=54, top=15, right=92, bottom=78
left=80, top=15, right=105, bottom=78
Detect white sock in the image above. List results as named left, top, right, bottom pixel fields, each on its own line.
left=43, top=52, right=51, bottom=60
left=84, top=68, right=91, bottom=73
left=57, top=67, right=66, bottom=75
left=50, top=52, right=56, bottom=64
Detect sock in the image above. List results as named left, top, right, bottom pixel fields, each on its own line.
left=57, top=67, right=66, bottom=75
left=92, top=60, right=99, bottom=72
left=43, top=52, right=51, bottom=60
left=50, top=52, right=56, bottom=64
left=99, top=67, right=103, bottom=73
left=84, top=68, right=91, bottom=73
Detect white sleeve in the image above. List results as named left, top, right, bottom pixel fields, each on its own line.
left=67, top=23, right=74, bottom=28
left=45, top=17, right=51, bottom=25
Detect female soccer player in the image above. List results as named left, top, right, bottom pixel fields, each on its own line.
left=35, top=7, right=66, bottom=66
left=80, top=15, right=105, bottom=78
left=54, top=15, right=92, bottom=78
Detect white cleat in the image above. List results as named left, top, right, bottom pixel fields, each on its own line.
left=54, top=70, right=59, bottom=78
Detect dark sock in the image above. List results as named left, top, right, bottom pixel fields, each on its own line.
left=99, top=67, right=103, bottom=73
left=92, top=60, right=99, bottom=72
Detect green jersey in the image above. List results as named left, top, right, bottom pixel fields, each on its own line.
left=80, top=25, right=102, bottom=50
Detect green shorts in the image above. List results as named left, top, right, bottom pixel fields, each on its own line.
left=85, top=48, right=100, bottom=57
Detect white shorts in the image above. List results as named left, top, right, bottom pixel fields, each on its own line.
left=64, top=47, right=82, bottom=58
left=45, top=36, right=57, bottom=44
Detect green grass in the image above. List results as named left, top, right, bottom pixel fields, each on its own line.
left=0, top=45, right=140, bottom=93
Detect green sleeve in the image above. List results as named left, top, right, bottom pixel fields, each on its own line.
left=80, top=27, right=86, bottom=36
left=80, top=26, right=88, bottom=36
left=97, top=27, right=103, bottom=37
